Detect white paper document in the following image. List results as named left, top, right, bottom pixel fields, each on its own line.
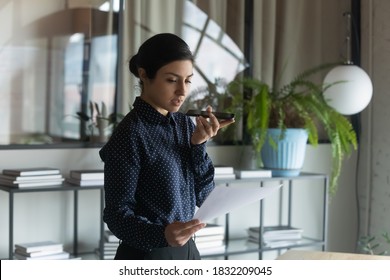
left=194, top=183, right=282, bottom=222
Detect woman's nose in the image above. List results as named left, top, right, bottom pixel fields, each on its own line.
left=176, top=81, right=187, bottom=95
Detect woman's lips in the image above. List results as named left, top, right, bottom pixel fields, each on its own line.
left=171, top=99, right=183, bottom=107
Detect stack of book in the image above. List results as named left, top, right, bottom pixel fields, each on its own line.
left=95, top=230, right=119, bottom=260
left=235, top=169, right=272, bottom=179
left=0, top=168, right=64, bottom=188
left=195, top=224, right=225, bottom=255
left=247, top=225, right=303, bottom=248
left=66, top=169, right=104, bottom=186
left=214, top=165, right=236, bottom=180
left=13, top=241, right=71, bottom=260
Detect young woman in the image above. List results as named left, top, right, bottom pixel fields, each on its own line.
left=99, top=33, right=234, bottom=260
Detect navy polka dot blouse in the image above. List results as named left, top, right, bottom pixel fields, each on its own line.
left=99, top=97, right=215, bottom=251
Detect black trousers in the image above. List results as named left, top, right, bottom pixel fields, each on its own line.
left=114, top=239, right=201, bottom=260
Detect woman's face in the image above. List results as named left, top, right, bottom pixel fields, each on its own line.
left=139, top=60, right=193, bottom=116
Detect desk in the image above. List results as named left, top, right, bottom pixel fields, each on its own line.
left=0, top=183, right=104, bottom=260
left=277, top=250, right=390, bottom=260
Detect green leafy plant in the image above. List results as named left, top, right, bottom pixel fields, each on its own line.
left=358, top=231, right=390, bottom=255
left=225, top=63, right=358, bottom=195
left=181, top=78, right=230, bottom=112
left=181, top=78, right=236, bottom=144
left=76, top=101, right=124, bottom=141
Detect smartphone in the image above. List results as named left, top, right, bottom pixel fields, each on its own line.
left=186, top=109, right=235, bottom=120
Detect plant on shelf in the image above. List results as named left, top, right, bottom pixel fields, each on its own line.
left=76, top=101, right=124, bottom=142
left=225, top=63, right=358, bottom=195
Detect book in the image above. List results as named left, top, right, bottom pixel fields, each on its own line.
left=95, top=248, right=115, bottom=260
left=214, top=174, right=236, bottom=180
left=102, top=242, right=119, bottom=249
left=247, top=237, right=303, bottom=248
left=14, top=241, right=63, bottom=253
left=0, top=174, right=63, bottom=182
left=67, top=257, right=83, bottom=260
left=249, top=225, right=303, bottom=234
left=196, top=224, right=225, bottom=237
left=248, top=225, right=303, bottom=242
left=14, top=247, right=64, bottom=258
left=194, top=223, right=225, bottom=255
left=66, top=177, right=104, bottom=186
left=2, top=168, right=60, bottom=176
left=0, top=176, right=64, bottom=184
left=214, top=165, right=235, bottom=175
left=100, top=248, right=117, bottom=255
left=235, top=169, right=272, bottom=179
left=0, top=178, right=64, bottom=188
left=194, top=234, right=224, bottom=243
left=104, top=230, right=120, bottom=243
left=262, top=225, right=303, bottom=236
left=14, top=251, right=70, bottom=260
left=95, top=236, right=120, bottom=260
left=70, top=170, right=104, bottom=180
left=195, top=226, right=225, bottom=255
left=195, top=239, right=224, bottom=249
left=198, top=245, right=226, bottom=256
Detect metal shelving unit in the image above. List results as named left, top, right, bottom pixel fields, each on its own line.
left=202, top=172, right=329, bottom=259
left=1, top=172, right=328, bottom=260
left=0, top=183, right=105, bottom=260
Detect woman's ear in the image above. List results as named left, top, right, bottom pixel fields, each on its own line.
left=138, top=68, right=148, bottom=82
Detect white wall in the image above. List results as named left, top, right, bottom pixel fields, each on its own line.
left=0, top=144, right=358, bottom=259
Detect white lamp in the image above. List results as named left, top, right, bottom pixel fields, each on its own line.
left=323, top=12, right=373, bottom=115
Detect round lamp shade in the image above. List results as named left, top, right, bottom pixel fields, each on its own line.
left=323, top=65, right=373, bottom=115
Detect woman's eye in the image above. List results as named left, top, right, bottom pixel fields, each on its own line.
left=185, top=80, right=192, bottom=84
left=167, top=79, right=177, bottom=83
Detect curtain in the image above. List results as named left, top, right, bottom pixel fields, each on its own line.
left=119, top=0, right=182, bottom=112
left=118, top=0, right=350, bottom=114
left=253, top=0, right=351, bottom=88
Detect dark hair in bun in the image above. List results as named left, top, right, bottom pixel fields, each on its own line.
left=128, top=33, right=194, bottom=80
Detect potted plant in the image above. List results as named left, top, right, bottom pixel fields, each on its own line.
left=76, top=101, right=124, bottom=142
left=225, top=63, right=358, bottom=195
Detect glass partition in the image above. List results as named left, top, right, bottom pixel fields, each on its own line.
left=0, top=0, right=246, bottom=148
left=0, top=0, right=119, bottom=147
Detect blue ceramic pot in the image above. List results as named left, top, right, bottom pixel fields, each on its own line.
left=261, top=128, right=308, bottom=177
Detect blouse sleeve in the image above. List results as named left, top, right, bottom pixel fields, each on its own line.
left=190, top=142, right=215, bottom=208
left=99, top=128, right=169, bottom=251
